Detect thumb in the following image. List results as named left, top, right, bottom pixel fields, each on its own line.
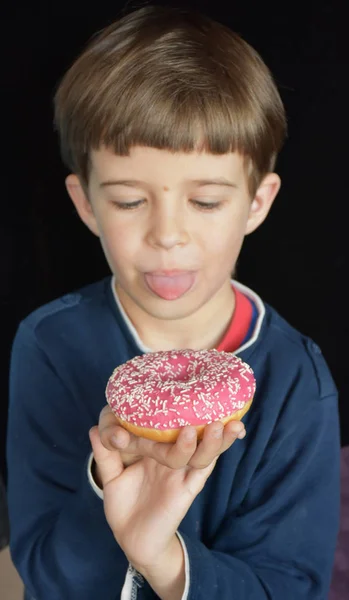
left=89, top=426, right=124, bottom=487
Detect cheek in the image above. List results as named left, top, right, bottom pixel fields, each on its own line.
left=203, top=216, right=246, bottom=258
left=103, top=218, right=139, bottom=251
left=99, top=219, right=139, bottom=267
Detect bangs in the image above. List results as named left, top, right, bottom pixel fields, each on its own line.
left=54, top=6, right=286, bottom=196
left=100, top=85, right=256, bottom=157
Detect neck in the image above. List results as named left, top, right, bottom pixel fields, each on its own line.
left=115, top=281, right=235, bottom=352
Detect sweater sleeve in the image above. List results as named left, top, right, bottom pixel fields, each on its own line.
left=178, top=389, right=341, bottom=599
left=6, top=322, right=129, bottom=600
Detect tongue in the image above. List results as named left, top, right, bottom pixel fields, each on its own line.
left=145, top=273, right=195, bottom=300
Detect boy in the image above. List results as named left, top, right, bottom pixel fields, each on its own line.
left=6, top=5, right=340, bottom=600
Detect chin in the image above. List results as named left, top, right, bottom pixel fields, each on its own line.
left=137, top=293, right=203, bottom=321
left=144, top=302, right=198, bottom=321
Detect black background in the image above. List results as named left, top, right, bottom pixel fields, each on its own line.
left=1, top=0, right=348, bottom=481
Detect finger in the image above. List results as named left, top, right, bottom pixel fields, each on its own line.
left=99, top=406, right=159, bottom=458
left=185, top=457, right=217, bottom=497
left=219, top=419, right=246, bottom=454
left=187, top=421, right=224, bottom=469
left=98, top=405, right=180, bottom=464
left=188, top=420, right=245, bottom=469
left=150, top=426, right=198, bottom=469
left=98, top=405, right=132, bottom=451
left=89, top=426, right=124, bottom=487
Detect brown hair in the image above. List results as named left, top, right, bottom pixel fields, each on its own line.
left=54, top=4, right=287, bottom=197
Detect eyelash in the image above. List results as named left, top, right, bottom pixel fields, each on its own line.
left=112, top=199, right=222, bottom=211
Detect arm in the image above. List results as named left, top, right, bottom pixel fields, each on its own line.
left=87, top=357, right=340, bottom=600
left=88, top=404, right=246, bottom=600
left=6, top=323, right=129, bottom=600
left=89, top=452, right=187, bottom=600
left=89, top=392, right=340, bottom=599
left=124, top=391, right=340, bottom=600
left=172, top=392, right=341, bottom=599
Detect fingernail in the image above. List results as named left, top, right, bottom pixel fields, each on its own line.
left=237, top=428, right=246, bottom=439
left=212, top=424, right=224, bottom=438
left=111, top=434, right=126, bottom=449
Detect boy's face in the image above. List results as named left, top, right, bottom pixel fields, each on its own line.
left=66, top=146, right=280, bottom=324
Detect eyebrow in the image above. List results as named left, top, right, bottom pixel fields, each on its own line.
left=99, top=178, right=238, bottom=189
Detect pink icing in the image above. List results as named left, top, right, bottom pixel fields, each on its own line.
left=106, top=349, right=256, bottom=430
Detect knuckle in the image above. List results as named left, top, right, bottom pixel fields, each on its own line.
left=189, top=451, right=220, bottom=470
left=166, top=457, right=182, bottom=470
left=180, top=442, right=197, bottom=455
left=168, top=462, right=180, bottom=470
left=165, top=450, right=188, bottom=469
left=189, top=459, right=210, bottom=470
left=99, top=426, right=116, bottom=449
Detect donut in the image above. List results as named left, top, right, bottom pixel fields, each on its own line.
left=105, top=349, right=256, bottom=442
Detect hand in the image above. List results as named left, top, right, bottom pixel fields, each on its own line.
left=89, top=426, right=217, bottom=572
left=97, top=405, right=246, bottom=470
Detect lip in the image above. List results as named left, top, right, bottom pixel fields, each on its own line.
left=146, top=269, right=192, bottom=276
left=143, top=270, right=197, bottom=300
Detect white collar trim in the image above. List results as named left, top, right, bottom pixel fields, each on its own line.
left=231, top=279, right=265, bottom=355
left=110, top=276, right=265, bottom=354
left=111, top=278, right=153, bottom=353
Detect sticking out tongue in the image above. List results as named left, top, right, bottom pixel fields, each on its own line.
left=144, top=272, right=196, bottom=300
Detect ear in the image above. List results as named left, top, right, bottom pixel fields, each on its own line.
left=245, top=173, right=281, bottom=235
left=65, top=174, right=100, bottom=237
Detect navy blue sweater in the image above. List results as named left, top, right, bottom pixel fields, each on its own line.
left=6, top=277, right=340, bottom=599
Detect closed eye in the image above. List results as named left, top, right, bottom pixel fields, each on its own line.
left=191, top=200, right=222, bottom=211
left=111, top=200, right=145, bottom=210
left=110, top=199, right=222, bottom=211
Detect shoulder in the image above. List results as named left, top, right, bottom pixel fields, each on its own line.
left=241, top=300, right=337, bottom=405
left=267, top=303, right=336, bottom=399
left=14, top=277, right=112, bottom=347
left=237, top=300, right=339, bottom=461
left=10, top=276, right=131, bottom=395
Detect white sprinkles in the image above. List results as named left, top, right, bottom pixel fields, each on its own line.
left=106, top=349, right=255, bottom=430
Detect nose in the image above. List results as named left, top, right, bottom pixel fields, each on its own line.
left=146, top=204, right=190, bottom=250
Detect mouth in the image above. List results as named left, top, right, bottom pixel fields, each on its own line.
left=143, top=270, right=197, bottom=301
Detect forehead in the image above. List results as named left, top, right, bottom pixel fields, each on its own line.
left=90, top=145, right=247, bottom=188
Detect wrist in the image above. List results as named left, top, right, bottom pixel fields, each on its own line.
left=134, top=535, right=185, bottom=600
